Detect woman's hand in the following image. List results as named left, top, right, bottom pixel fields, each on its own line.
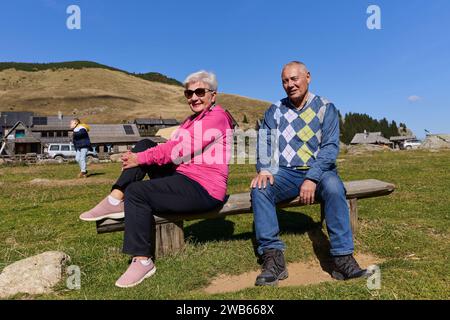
left=121, top=151, right=140, bottom=170
left=250, top=170, right=274, bottom=189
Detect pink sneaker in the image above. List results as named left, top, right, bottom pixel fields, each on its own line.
left=79, top=197, right=125, bottom=221
left=115, top=258, right=156, bottom=288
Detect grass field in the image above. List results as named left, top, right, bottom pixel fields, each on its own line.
left=0, top=149, right=449, bottom=299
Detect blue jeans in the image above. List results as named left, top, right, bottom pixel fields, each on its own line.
left=251, top=167, right=354, bottom=256
left=75, top=148, right=88, bottom=173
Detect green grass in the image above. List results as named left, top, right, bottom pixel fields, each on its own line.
left=0, top=150, right=449, bottom=299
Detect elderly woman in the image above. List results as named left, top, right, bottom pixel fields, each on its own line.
left=79, top=71, right=233, bottom=288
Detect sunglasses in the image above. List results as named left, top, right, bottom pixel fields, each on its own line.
left=184, top=88, right=214, bottom=99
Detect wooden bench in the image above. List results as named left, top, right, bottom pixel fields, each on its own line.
left=96, top=179, right=395, bottom=258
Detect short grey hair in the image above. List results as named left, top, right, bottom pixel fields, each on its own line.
left=183, top=70, right=218, bottom=91
left=282, top=61, right=309, bottom=74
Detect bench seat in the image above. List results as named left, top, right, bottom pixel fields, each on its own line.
left=96, top=179, right=395, bottom=257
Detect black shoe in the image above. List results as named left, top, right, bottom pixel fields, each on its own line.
left=255, top=249, right=288, bottom=286
left=331, top=254, right=368, bottom=280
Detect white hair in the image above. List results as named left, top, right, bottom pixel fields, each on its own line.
left=183, top=70, right=218, bottom=91
left=282, top=61, right=309, bottom=74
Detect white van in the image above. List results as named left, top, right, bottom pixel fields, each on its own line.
left=46, top=143, right=98, bottom=163
left=402, top=139, right=422, bottom=150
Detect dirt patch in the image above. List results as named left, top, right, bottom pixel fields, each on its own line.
left=28, top=178, right=114, bottom=187
left=346, top=144, right=391, bottom=155
left=203, top=253, right=383, bottom=294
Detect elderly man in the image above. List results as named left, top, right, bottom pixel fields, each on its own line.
left=251, top=61, right=368, bottom=286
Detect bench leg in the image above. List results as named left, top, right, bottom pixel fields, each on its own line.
left=320, top=203, right=325, bottom=226
left=347, top=199, right=358, bottom=236
left=320, top=199, right=358, bottom=236
left=153, top=221, right=185, bottom=258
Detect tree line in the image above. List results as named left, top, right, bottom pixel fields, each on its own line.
left=339, top=112, right=408, bottom=144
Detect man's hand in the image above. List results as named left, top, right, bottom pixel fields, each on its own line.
left=299, top=179, right=317, bottom=205
left=250, top=170, right=274, bottom=189
left=121, top=151, right=140, bottom=170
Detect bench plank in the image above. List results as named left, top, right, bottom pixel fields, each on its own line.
left=96, top=179, right=394, bottom=233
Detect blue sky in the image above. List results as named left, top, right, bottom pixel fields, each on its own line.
left=1, top=0, right=449, bottom=138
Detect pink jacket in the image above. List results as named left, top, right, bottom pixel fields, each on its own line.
left=137, top=105, right=233, bottom=201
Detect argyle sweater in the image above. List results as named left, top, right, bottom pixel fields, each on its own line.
left=256, top=93, right=340, bottom=182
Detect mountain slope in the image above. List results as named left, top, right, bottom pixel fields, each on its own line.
left=0, top=66, right=270, bottom=129
left=0, top=61, right=183, bottom=86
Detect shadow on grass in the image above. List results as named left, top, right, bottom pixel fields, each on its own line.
left=185, top=217, right=249, bottom=243
left=86, top=172, right=106, bottom=177
left=306, top=226, right=334, bottom=275
left=184, top=209, right=334, bottom=275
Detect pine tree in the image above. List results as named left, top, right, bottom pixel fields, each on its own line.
left=339, top=112, right=407, bottom=143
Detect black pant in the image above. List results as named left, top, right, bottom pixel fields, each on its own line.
left=112, top=139, right=174, bottom=192
left=114, top=139, right=222, bottom=257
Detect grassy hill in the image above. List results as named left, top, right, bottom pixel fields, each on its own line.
left=0, top=61, right=183, bottom=86
left=0, top=62, right=270, bottom=129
